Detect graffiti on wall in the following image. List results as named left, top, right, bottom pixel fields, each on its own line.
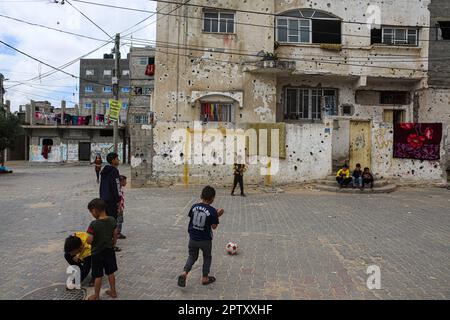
left=90, top=143, right=123, bottom=163
left=67, top=144, right=78, bottom=162
left=30, top=145, right=62, bottom=162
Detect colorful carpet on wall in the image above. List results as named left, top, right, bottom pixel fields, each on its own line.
left=393, top=123, right=442, bottom=160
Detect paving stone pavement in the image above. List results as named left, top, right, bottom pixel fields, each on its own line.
left=0, top=164, right=449, bottom=300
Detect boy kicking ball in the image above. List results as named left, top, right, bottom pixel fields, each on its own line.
left=178, top=186, right=224, bottom=287
left=86, top=198, right=119, bottom=300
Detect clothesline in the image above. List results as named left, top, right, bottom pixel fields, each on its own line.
left=33, top=112, right=116, bottom=126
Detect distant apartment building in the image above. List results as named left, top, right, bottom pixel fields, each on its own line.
left=127, top=46, right=155, bottom=187
left=21, top=99, right=127, bottom=163
left=79, top=53, right=130, bottom=123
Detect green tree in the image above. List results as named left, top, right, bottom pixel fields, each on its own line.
left=0, top=107, right=23, bottom=164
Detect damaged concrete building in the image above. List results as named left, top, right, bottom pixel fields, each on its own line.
left=141, top=0, right=447, bottom=187
left=22, top=100, right=127, bottom=163
left=420, top=0, right=450, bottom=174
left=127, top=46, right=156, bottom=187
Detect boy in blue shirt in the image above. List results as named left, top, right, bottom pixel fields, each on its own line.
left=178, top=186, right=224, bottom=287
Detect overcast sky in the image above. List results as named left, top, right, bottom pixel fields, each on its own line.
left=0, top=0, right=157, bottom=111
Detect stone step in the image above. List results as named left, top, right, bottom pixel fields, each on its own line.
left=312, top=183, right=398, bottom=194
left=325, top=175, right=385, bottom=181
left=317, top=179, right=389, bottom=187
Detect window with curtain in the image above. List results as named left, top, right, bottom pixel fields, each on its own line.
left=200, top=102, right=234, bottom=122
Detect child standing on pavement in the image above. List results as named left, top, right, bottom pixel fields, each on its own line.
left=86, top=198, right=118, bottom=300
left=178, top=186, right=224, bottom=287
left=94, top=154, right=102, bottom=184
left=117, top=175, right=127, bottom=240
left=231, top=163, right=246, bottom=197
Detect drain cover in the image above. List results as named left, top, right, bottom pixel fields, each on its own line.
left=21, top=284, right=86, bottom=300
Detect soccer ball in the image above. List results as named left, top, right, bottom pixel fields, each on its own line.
left=226, top=242, right=238, bottom=255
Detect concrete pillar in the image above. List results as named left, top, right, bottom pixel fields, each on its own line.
left=92, top=101, right=96, bottom=126
left=75, top=104, right=80, bottom=116
left=30, top=102, right=35, bottom=125
left=5, top=100, right=10, bottom=113
left=61, top=100, right=66, bottom=125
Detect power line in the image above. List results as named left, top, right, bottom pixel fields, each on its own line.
left=119, top=2, right=171, bottom=37
left=0, top=32, right=428, bottom=95
left=0, top=0, right=190, bottom=89
left=5, top=81, right=77, bottom=95
left=0, top=14, right=107, bottom=42
left=123, top=36, right=450, bottom=64
left=5, top=0, right=181, bottom=90
left=147, top=0, right=435, bottom=29
left=0, top=39, right=130, bottom=90
left=67, top=0, right=442, bottom=44
left=65, top=0, right=112, bottom=39
left=119, top=39, right=429, bottom=73
left=6, top=88, right=77, bottom=105
left=122, top=0, right=190, bottom=37
left=4, top=41, right=113, bottom=90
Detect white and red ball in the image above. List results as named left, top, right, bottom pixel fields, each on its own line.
left=226, top=242, right=238, bottom=255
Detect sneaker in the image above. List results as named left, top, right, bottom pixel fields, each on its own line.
left=118, top=234, right=127, bottom=239
left=241, top=194, right=246, bottom=197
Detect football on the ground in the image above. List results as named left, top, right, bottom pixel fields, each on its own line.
left=226, top=242, right=238, bottom=255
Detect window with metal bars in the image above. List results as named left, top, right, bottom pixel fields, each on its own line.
left=284, top=88, right=337, bottom=120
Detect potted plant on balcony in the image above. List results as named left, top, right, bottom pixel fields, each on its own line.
left=262, top=51, right=278, bottom=61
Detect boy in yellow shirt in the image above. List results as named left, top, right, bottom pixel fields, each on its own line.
left=336, top=164, right=352, bottom=188
left=64, top=232, right=94, bottom=286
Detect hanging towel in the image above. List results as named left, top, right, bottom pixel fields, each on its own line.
left=145, top=64, right=155, bottom=76
left=42, top=145, right=50, bottom=159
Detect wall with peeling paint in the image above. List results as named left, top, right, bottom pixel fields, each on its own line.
left=149, top=121, right=332, bottom=186
left=29, top=142, right=124, bottom=163
left=418, top=88, right=450, bottom=170
left=28, top=128, right=124, bottom=163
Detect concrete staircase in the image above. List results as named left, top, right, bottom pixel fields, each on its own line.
left=313, top=175, right=398, bottom=194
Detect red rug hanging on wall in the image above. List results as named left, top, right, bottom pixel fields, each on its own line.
left=393, top=123, right=442, bottom=160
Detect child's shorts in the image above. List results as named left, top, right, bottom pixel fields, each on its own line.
left=91, top=248, right=118, bottom=278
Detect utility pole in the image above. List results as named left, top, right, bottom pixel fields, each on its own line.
left=112, top=33, right=121, bottom=153
left=0, top=73, right=4, bottom=111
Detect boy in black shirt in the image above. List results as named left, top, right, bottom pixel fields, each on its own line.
left=178, top=186, right=224, bottom=287
left=231, top=163, right=246, bottom=197
left=99, top=152, right=121, bottom=220
left=362, top=167, right=374, bottom=189
left=86, top=198, right=118, bottom=300
left=352, top=163, right=363, bottom=188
